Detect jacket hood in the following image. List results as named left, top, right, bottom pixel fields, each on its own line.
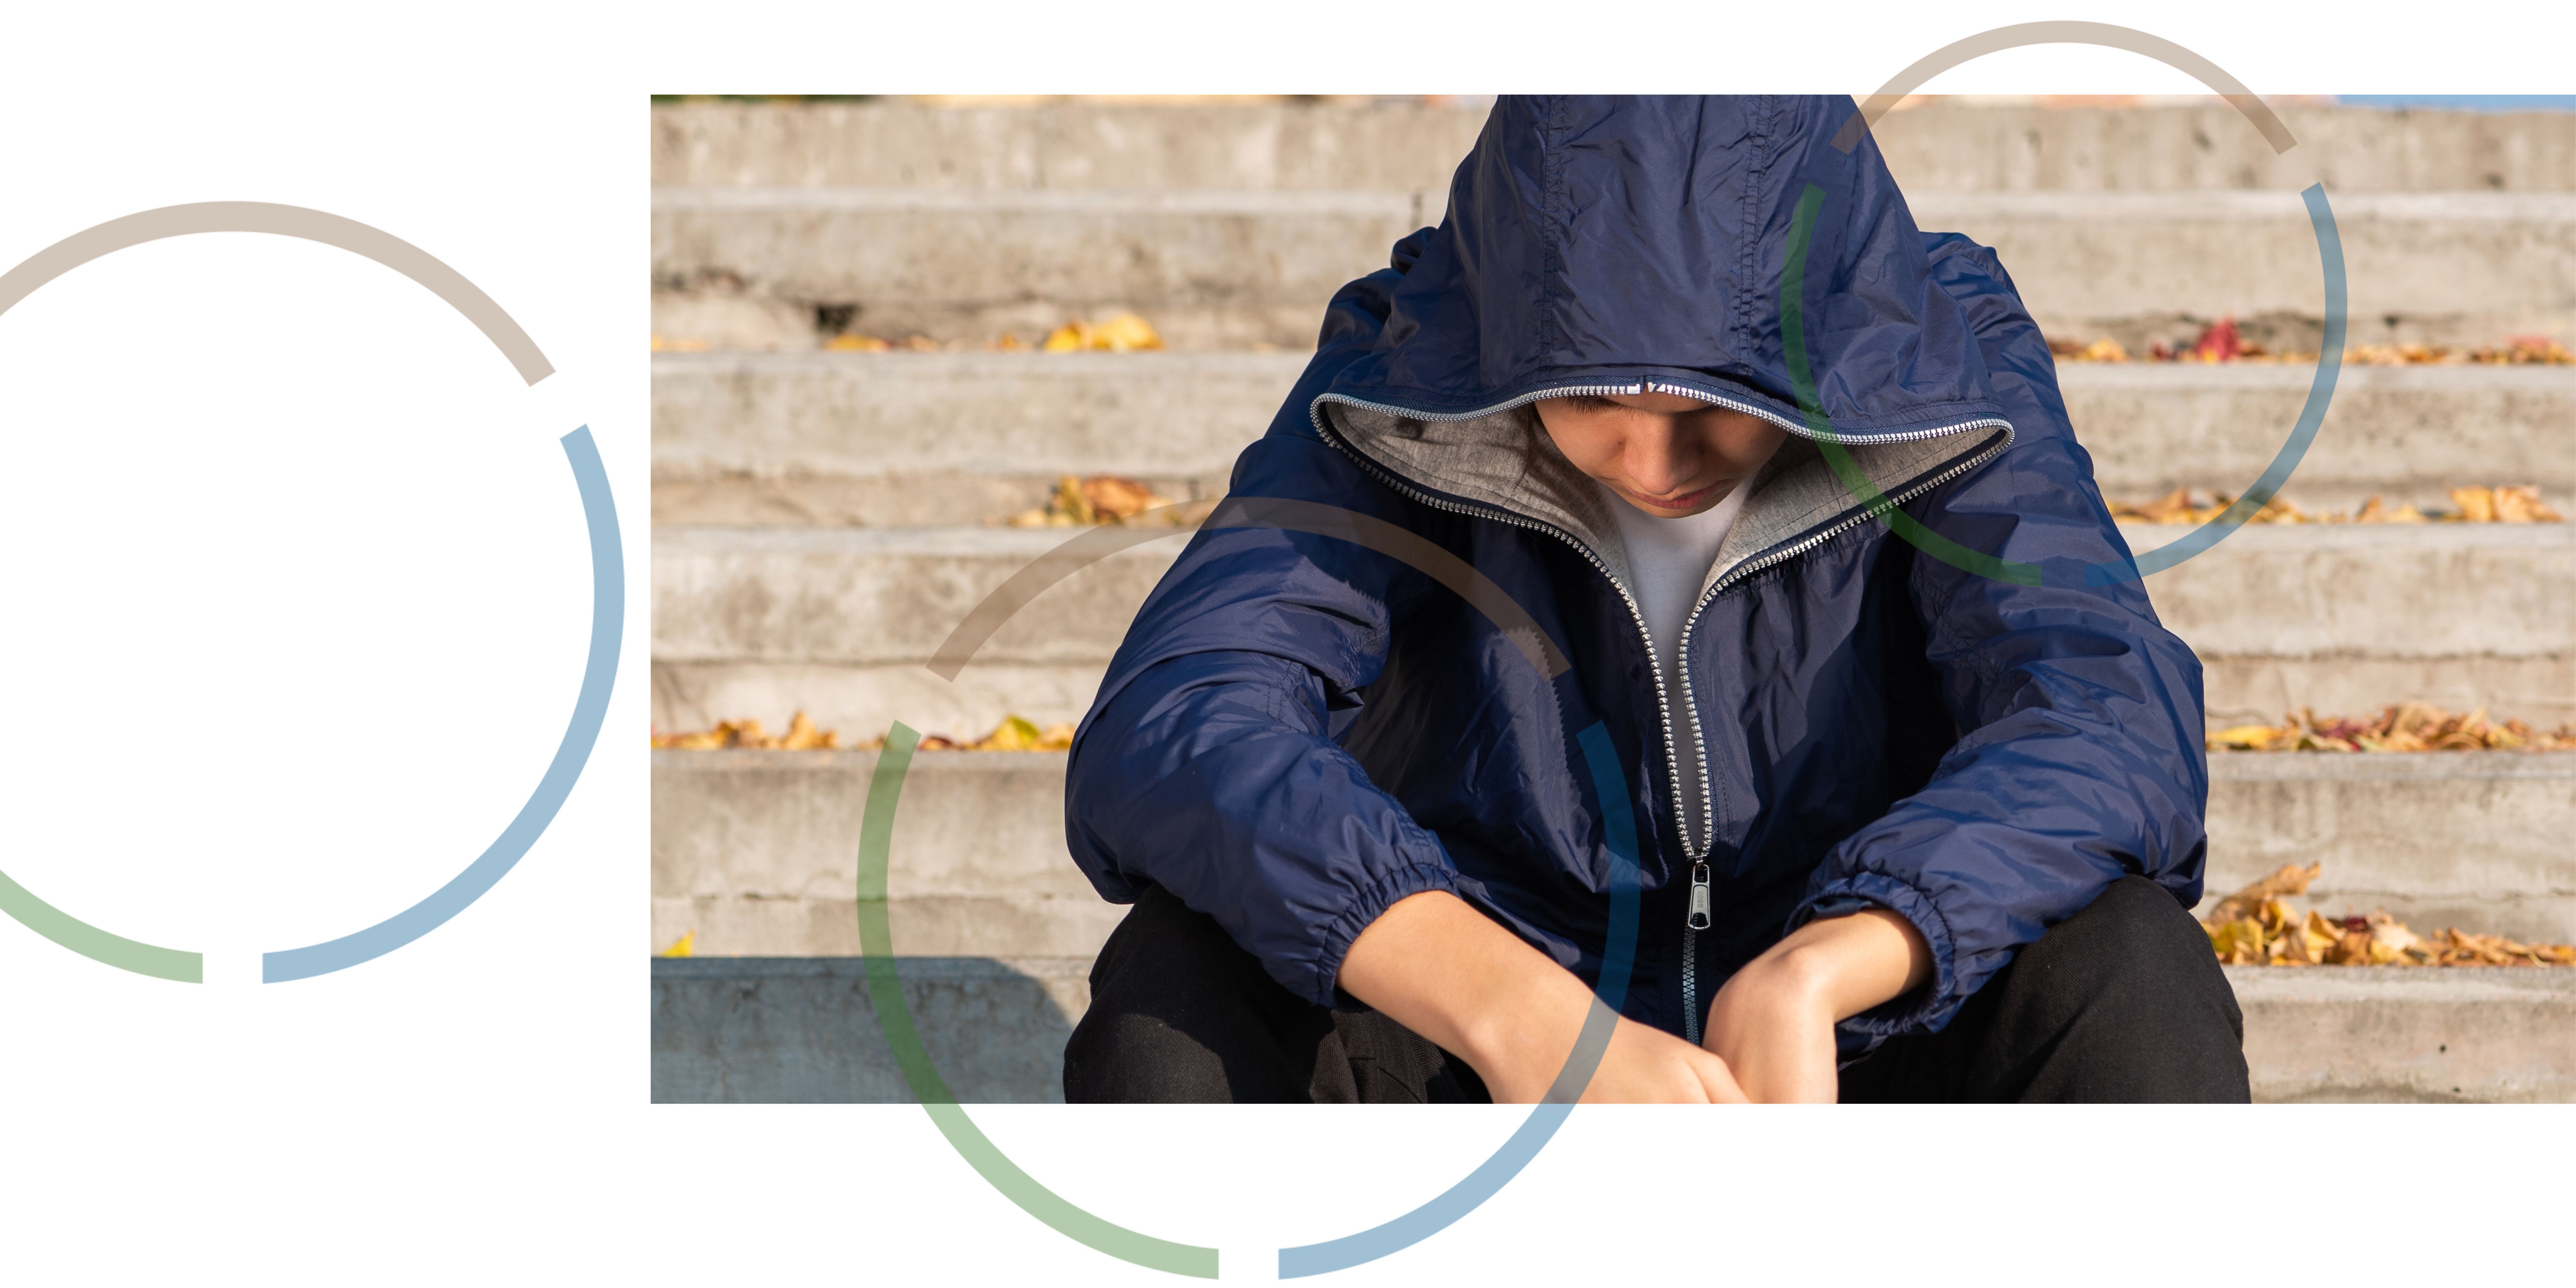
left=1321, top=95, right=2009, bottom=435
left=1310, top=95, right=2014, bottom=602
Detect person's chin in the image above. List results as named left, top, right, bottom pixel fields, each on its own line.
left=1619, top=479, right=1732, bottom=517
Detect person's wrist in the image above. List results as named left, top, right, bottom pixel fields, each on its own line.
left=1461, top=968, right=1598, bottom=1100
left=1704, top=937, right=1840, bottom=1051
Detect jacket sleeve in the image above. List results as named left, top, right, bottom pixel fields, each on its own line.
left=1793, top=232, right=2212, bottom=1039
left=1063, top=237, right=1468, bottom=1009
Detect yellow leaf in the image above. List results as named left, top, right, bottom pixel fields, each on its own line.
left=780, top=711, right=839, bottom=751
left=659, top=931, right=695, bottom=958
left=2209, top=724, right=2283, bottom=751
left=1091, top=312, right=1164, bottom=351
left=2206, top=918, right=2266, bottom=961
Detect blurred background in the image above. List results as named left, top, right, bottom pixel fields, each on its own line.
left=651, top=94, right=2576, bottom=1103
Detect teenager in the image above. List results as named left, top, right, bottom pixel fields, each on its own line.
left=1058, top=95, right=2247, bottom=1104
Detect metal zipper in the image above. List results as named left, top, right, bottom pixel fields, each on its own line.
left=1667, top=419, right=2012, bottom=1044
left=1307, top=386, right=2012, bottom=1046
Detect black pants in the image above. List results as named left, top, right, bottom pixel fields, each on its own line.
left=1063, top=875, right=2249, bottom=1103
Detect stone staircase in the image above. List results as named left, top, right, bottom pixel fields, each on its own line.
left=650, top=98, right=2576, bottom=1102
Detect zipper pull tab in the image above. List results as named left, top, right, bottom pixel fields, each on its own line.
left=1686, top=862, right=1711, bottom=931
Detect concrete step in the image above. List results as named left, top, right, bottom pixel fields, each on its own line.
left=652, top=748, right=1122, bottom=960
left=647, top=956, right=2576, bottom=1103
left=2232, top=966, right=2576, bottom=1103
left=651, top=102, right=2576, bottom=195
left=651, top=187, right=2576, bottom=352
left=2204, top=753, right=2576, bottom=941
left=1878, top=103, right=2576, bottom=195
left=650, top=187, right=1420, bottom=352
left=650, top=353, right=2576, bottom=527
left=2065, top=365, right=2576, bottom=515
left=1906, top=190, right=2576, bottom=353
left=649, top=351, right=1284, bottom=527
left=2125, top=523, right=2576, bottom=726
left=650, top=748, right=2576, bottom=962
left=650, top=523, right=2576, bottom=730
left=651, top=101, right=1487, bottom=194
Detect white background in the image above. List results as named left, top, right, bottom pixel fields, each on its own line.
left=3, top=2, right=2569, bottom=1284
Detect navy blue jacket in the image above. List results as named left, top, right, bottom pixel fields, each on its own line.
left=1065, top=95, right=2208, bottom=1048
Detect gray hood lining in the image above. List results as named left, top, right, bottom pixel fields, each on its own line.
left=1319, top=399, right=1991, bottom=598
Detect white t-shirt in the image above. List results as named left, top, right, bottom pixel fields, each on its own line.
left=1597, top=479, right=1751, bottom=846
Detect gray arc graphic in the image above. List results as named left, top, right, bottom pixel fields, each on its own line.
left=0, top=202, right=618, bottom=983
left=0, top=202, right=554, bottom=383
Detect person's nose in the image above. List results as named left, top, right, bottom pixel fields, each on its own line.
left=1625, top=420, right=1699, bottom=496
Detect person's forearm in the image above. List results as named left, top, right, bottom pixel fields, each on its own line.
left=1336, top=891, right=1599, bottom=1100
left=1702, top=907, right=1932, bottom=1102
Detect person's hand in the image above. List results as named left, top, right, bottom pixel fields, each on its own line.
left=1701, top=908, right=1931, bottom=1103
left=1340, top=891, right=1746, bottom=1103
left=1557, top=1011, right=1747, bottom=1104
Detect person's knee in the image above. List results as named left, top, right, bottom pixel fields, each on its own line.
left=1061, top=885, right=1319, bottom=1102
left=1974, top=875, right=2248, bottom=1101
left=1064, top=1007, right=1228, bottom=1102
left=2026, top=875, right=2226, bottom=1002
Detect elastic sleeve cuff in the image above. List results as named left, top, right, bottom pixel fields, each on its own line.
left=1308, top=861, right=1461, bottom=1009
left=1792, top=870, right=1962, bottom=1039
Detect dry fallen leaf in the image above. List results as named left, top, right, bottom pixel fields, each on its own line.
left=1042, top=312, right=1165, bottom=353
left=2200, top=864, right=2576, bottom=967
left=2113, top=486, right=2561, bottom=526
left=860, top=714, right=1077, bottom=753
left=652, top=712, right=843, bottom=751
left=1005, top=474, right=1204, bottom=528
left=2204, top=862, right=2322, bottom=925
left=2207, top=704, right=2576, bottom=754
left=2107, top=488, right=2307, bottom=525
left=2493, top=485, right=2565, bottom=523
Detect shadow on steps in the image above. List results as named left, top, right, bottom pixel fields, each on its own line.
left=653, top=957, right=1090, bottom=1104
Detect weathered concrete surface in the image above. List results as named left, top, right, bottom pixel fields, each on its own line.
left=650, top=351, right=1289, bottom=526
left=2198, top=753, right=2576, bottom=944
left=645, top=957, right=2576, bottom=1104
left=651, top=188, right=1420, bottom=352
left=2201, top=655, right=2576, bottom=730
left=1876, top=104, right=2576, bottom=194
left=1904, top=190, right=2576, bottom=351
left=2061, top=365, right=2576, bottom=514
left=651, top=102, right=1489, bottom=193
left=653, top=748, right=2576, bottom=959
left=2128, top=523, right=2575, bottom=659
left=651, top=102, right=2576, bottom=195
left=651, top=956, right=1090, bottom=1103
left=651, top=188, right=2576, bottom=351
left=649, top=353, right=2576, bottom=526
left=650, top=526, right=1180, bottom=668
left=652, top=748, right=1118, bottom=959
left=2227, top=966, right=2576, bottom=1103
